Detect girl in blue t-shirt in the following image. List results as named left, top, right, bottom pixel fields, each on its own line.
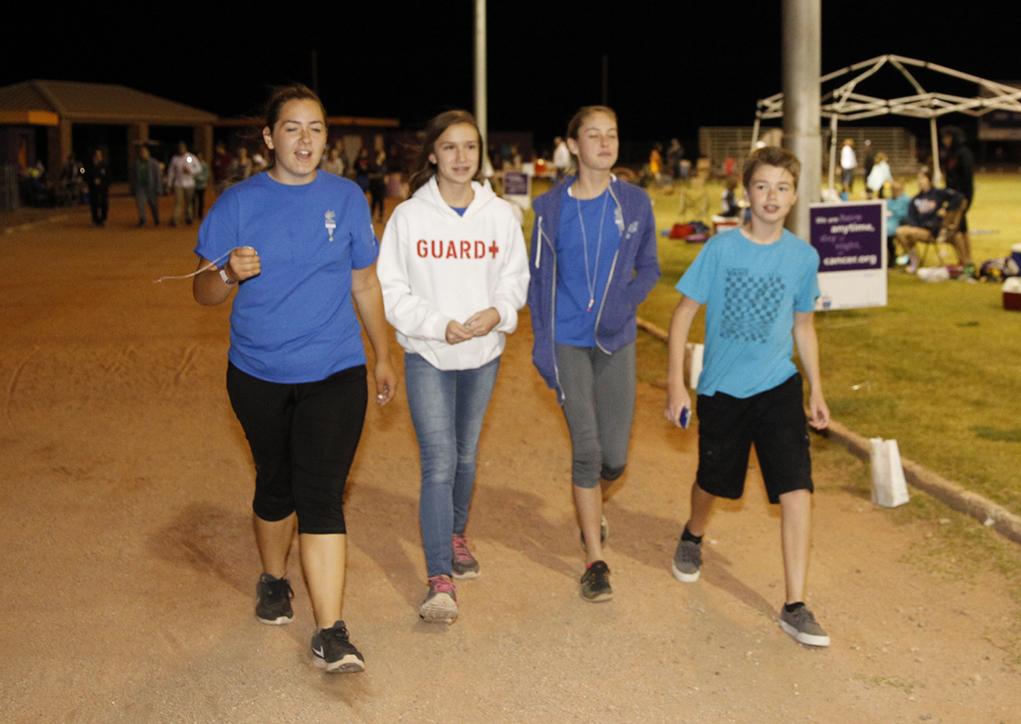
left=192, top=84, right=397, bottom=675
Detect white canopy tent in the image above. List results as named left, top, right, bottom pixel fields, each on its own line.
left=752, top=54, right=1021, bottom=188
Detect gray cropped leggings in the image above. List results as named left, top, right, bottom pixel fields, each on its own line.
left=556, top=341, right=636, bottom=489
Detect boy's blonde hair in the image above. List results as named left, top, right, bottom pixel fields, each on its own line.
left=742, top=146, right=801, bottom=190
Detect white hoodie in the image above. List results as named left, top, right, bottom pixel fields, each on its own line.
left=377, top=176, right=529, bottom=371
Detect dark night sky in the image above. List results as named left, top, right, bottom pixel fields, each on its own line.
left=3, top=1, right=1019, bottom=152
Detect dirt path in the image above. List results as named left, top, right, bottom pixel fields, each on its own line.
left=1, top=196, right=1019, bottom=723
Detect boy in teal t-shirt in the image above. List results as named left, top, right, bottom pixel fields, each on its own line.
left=665, top=147, right=831, bottom=647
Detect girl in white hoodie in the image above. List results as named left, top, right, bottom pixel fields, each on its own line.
left=377, top=111, right=529, bottom=624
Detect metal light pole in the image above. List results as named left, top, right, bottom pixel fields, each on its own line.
left=475, top=0, right=489, bottom=173
left=782, top=0, right=821, bottom=240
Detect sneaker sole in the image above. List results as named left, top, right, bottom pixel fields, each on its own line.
left=255, top=613, right=294, bottom=625
left=580, top=588, right=614, bottom=603
left=451, top=569, right=480, bottom=580
left=419, top=598, right=458, bottom=624
left=671, top=561, right=701, bottom=583
left=314, top=654, right=365, bottom=673
left=778, top=619, right=831, bottom=647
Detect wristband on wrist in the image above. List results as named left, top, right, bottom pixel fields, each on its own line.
left=219, top=266, right=237, bottom=285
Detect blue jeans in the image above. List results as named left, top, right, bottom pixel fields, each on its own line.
left=404, top=353, right=500, bottom=577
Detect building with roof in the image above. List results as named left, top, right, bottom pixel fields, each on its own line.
left=0, top=79, right=217, bottom=182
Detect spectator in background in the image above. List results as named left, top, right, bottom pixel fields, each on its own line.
left=321, top=146, right=346, bottom=177
left=886, top=180, right=911, bottom=264
left=228, top=146, right=252, bottom=187
left=212, top=142, right=233, bottom=196
left=368, top=139, right=388, bottom=222
left=866, top=152, right=892, bottom=199
left=862, top=140, right=875, bottom=190
left=666, top=138, right=684, bottom=180
left=839, top=138, right=856, bottom=198
left=354, top=147, right=371, bottom=192
left=131, top=145, right=162, bottom=226
left=941, top=126, right=975, bottom=267
left=719, top=175, right=741, bottom=217
left=85, top=148, right=109, bottom=227
left=507, top=145, right=523, bottom=171
left=193, top=152, right=211, bottom=220
left=552, top=136, right=570, bottom=181
left=895, top=167, right=964, bottom=272
left=250, top=146, right=269, bottom=175
left=649, top=143, right=664, bottom=185
left=60, top=153, right=84, bottom=205
left=166, top=142, right=202, bottom=226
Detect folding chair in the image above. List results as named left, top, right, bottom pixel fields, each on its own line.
left=918, top=199, right=967, bottom=266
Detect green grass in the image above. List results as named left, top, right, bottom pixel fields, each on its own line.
left=636, top=174, right=1021, bottom=516
left=525, top=173, right=1021, bottom=517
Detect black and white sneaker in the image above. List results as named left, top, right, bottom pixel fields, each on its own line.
left=779, top=604, right=831, bottom=647
left=311, top=620, right=365, bottom=673
left=255, top=573, right=293, bottom=625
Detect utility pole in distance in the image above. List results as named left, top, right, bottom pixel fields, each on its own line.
left=475, top=0, right=488, bottom=172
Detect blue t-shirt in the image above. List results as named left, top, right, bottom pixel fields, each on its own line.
left=195, top=172, right=379, bottom=384
left=554, top=186, right=621, bottom=346
left=677, top=227, right=820, bottom=398
left=887, top=193, right=911, bottom=235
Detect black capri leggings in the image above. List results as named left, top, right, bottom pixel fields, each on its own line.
left=226, top=362, right=368, bottom=535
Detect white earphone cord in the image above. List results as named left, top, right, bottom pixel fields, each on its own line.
left=153, top=249, right=233, bottom=283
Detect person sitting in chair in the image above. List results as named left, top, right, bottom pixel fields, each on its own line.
left=895, top=167, right=964, bottom=273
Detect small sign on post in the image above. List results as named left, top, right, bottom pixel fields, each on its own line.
left=502, top=171, right=531, bottom=212
left=809, top=200, right=887, bottom=310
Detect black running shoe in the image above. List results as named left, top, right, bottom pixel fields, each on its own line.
left=311, top=620, right=365, bottom=673
left=255, top=573, right=293, bottom=625
left=580, top=560, right=613, bottom=602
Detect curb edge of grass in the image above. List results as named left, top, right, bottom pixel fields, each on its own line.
left=636, top=315, right=1021, bottom=547
left=820, top=419, right=1021, bottom=546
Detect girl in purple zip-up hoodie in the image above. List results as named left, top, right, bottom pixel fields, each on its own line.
left=527, top=105, right=660, bottom=602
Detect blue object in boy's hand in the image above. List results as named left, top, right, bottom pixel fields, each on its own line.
left=679, top=407, right=691, bottom=429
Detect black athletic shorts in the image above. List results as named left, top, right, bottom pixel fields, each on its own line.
left=695, top=372, right=813, bottom=504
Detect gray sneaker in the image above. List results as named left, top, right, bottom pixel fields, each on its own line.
left=671, top=537, right=702, bottom=582
left=419, top=575, right=458, bottom=624
left=580, top=515, right=609, bottom=550
left=779, top=605, right=831, bottom=647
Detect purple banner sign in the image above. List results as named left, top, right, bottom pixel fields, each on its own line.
left=810, top=202, right=884, bottom=273
left=504, top=171, right=529, bottom=196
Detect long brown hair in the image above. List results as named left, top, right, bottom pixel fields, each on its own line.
left=408, top=110, right=484, bottom=194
